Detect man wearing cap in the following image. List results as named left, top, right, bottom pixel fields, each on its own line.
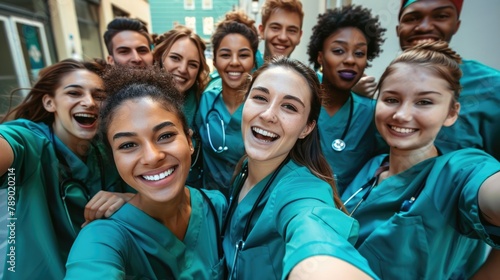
left=397, top=0, right=500, bottom=161
left=397, top=1, right=500, bottom=279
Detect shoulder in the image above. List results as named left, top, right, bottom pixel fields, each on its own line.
left=460, top=60, right=500, bottom=84
left=352, top=92, right=376, bottom=107
left=195, top=187, right=228, bottom=215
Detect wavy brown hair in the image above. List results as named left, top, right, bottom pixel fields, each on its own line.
left=1, top=59, right=106, bottom=124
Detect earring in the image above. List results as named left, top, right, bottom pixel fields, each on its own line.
left=319, top=65, right=323, bottom=73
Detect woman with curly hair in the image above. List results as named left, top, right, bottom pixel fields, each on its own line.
left=196, top=10, right=259, bottom=196
left=152, top=25, right=211, bottom=187
left=65, top=66, right=226, bottom=279
left=307, top=5, right=386, bottom=194
left=342, top=41, right=500, bottom=279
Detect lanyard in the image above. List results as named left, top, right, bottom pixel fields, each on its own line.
left=222, top=156, right=290, bottom=279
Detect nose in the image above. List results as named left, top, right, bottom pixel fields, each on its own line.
left=343, top=52, right=355, bottom=65
left=277, top=29, right=287, bottom=41
left=415, top=17, right=434, bottom=32
left=229, top=53, right=240, bottom=66
left=80, top=92, right=96, bottom=108
left=178, top=61, right=188, bottom=74
left=130, top=50, right=142, bottom=64
left=260, top=104, right=278, bottom=123
left=392, top=103, right=413, bottom=122
left=141, top=141, right=166, bottom=165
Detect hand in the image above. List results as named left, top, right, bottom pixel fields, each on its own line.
left=82, top=191, right=134, bottom=227
left=352, top=75, right=377, bottom=99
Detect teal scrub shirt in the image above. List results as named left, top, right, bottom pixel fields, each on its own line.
left=342, top=148, right=500, bottom=279
left=196, top=87, right=245, bottom=195
left=0, top=119, right=128, bottom=280
left=223, top=160, right=378, bottom=280
left=184, top=89, right=204, bottom=188
left=435, top=60, right=500, bottom=160
left=318, top=93, right=384, bottom=194
left=65, top=187, right=227, bottom=279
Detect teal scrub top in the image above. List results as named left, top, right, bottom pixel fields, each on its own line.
left=205, top=49, right=265, bottom=91
left=342, top=148, right=500, bottom=279
left=196, top=87, right=245, bottom=195
left=435, top=60, right=500, bottom=160
left=65, top=187, right=227, bottom=279
left=0, top=119, right=128, bottom=280
left=223, top=160, right=378, bottom=280
left=184, top=89, right=204, bottom=188
left=318, top=93, right=384, bottom=194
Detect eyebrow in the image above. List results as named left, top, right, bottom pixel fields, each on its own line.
left=252, top=86, right=306, bottom=108
left=112, top=121, right=175, bottom=141
left=404, top=5, right=455, bottom=16
left=331, top=40, right=367, bottom=47
left=218, top=47, right=252, bottom=53
left=64, top=84, right=84, bottom=90
left=382, top=90, right=443, bottom=96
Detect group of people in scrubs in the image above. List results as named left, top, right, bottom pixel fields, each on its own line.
left=1, top=0, right=500, bottom=279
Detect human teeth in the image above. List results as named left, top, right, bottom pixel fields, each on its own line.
left=174, top=76, right=187, bottom=83
left=274, top=45, right=286, bottom=50
left=142, top=168, right=174, bottom=181
left=391, top=126, right=416, bottom=134
left=74, top=113, right=96, bottom=118
left=228, top=72, right=241, bottom=77
left=253, top=127, right=278, bottom=138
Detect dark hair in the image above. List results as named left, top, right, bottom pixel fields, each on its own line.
left=261, top=0, right=304, bottom=28
left=1, top=59, right=106, bottom=124
left=99, top=65, right=188, bottom=147
left=103, top=17, right=152, bottom=55
left=377, top=41, right=462, bottom=105
left=307, top=5, right=386, bottom=69
left=212, top=10, right=259, bottom=62
left=152, top=25, right=210, bottom=101
left=242, top=57, right=346, bottom=211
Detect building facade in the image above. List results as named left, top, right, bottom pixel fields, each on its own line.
left=0, top=0, right=150, bottom=117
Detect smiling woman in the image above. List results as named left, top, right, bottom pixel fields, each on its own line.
left=0, top=59, right=131, bottom=280
left=65, top=66, right=227, bottom=279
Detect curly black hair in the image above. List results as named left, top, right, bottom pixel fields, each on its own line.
left=307, top=5, right=386, bottom=69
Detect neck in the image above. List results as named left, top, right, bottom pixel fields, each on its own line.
left=221, top=87, right=244, bottom=115
left=52, top=123, right=91, bottom=159
left=381, top=144, right=439, bottom=182
left=238, top=155, right=287, bottom=202
left=322, top=83, right=351, bottom=116
left=129, top=187, right=191, bottom=240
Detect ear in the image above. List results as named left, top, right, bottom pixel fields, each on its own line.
left=42, top=94, right=56, bottom=112
left=107, top=55, right=115, bottom=65
left=317, top=51, right=323, bottom=68
left=258, top=24, right=265, bottom=38
left=188, top=129, right=194, bottom=155
left=443, top=102, right=460, bottom=127
left=297, top=29, right=303, bottom=44
left=453, top=20, right=461, bottom=36
left=298, top=120, right=316, bottom=139
left=395, top=25, right=400, bottom=38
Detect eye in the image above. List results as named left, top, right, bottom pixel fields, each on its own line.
left=416, top=99, right=433, bottom=105
left=384, top=97, right=399, bottom=104
left=118, top=142, right=136, bottom=150
left=354, top=51, right=366, bottom=58
left=252, top=94, right=267, bottom=102
left=219, top=53, right=230, bottom=59
left=169, top=55, right=181, bottom=62
left=271, top=26, right=280, bottom=31
left=158, top=132, right=176, bottom=142
left=137, top=47, right=150, bottom=54
left=287, top=28, right=298, bottom=34
left=282, top=103, right=298, bottom=112
left=435, top=13, right=450, bottom=20
left=332, top=48, right=344, bottom=55
left=239, top=53, right=251, bottom=58
left=67, top=91, right=82, bottom=96
left=93, top=92, right=106, bottom=101
left=402, top=14, right=419, bottom=23
left=188, top=62, right=199, bottom=69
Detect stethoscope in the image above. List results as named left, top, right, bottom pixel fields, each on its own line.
left=343, top=157, right=428, bottom=217
left=206, top=92, right=228, bottom=153
left=222, top=156, right=290, bottom=280
left=331, top=94, right=354, bottom=152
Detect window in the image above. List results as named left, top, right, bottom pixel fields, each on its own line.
left=185, top=17, right=196, bottom=33
left=203, top=17, right=214, bottom=35
left=202, top=0, right=213, bottom=10
left=184, top=0, right=195, bottom=10
left=75, top=0, right=103, bottom=60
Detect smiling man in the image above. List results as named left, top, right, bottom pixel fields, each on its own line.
left=103, top=17, right=153, bottom=68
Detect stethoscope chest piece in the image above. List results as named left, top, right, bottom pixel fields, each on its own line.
left=331, top=139, right=346, bottom=151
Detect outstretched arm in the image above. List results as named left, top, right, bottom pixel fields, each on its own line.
left=290, top=256, right=374, bottom=280
left=0, top=136, right=14, bottom=177
left=478, top=172, right=500, bottom=226
left=352, top=75, right=377, bottom=99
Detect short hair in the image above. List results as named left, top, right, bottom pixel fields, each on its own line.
left=2, top=59, right=106, bottom=123
left=307, top=5, right=386, bottom=69
left=211, top=10, right=259, bottom=62
left=99, top=65, right=188, bottom=147
left=152, top=25, right=210, bottom=100
left=103, top=17, right=152, bottom=55
left=261, top=0, right=304, bottom=28
left=377, top=41, right=462, bottom=105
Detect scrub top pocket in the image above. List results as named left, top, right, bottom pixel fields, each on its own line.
left=358, top=214, right=430, bottom=280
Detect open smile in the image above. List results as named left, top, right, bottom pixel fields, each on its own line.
left=141, top=167, right=175, bottom=181
left=252, top=126, right=280, bottom=142
left=73, top=113, right=97, bottom=126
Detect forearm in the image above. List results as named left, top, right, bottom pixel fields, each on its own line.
left=478, top=173, right=500, bottom=226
